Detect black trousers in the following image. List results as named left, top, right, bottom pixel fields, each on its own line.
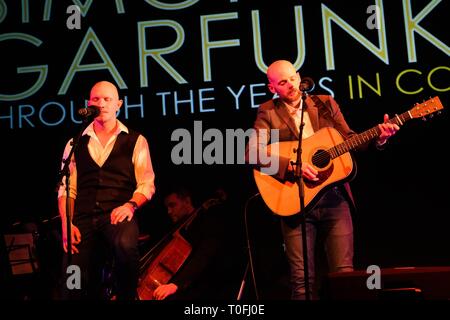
left=61, top=211, right=139, bottom=300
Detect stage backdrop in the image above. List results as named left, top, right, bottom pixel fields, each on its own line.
left=1, top=0, right=449, bottom=270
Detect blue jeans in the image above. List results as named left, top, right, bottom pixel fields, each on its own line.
left=281, top=188, right=354, bottom=300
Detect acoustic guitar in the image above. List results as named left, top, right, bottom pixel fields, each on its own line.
left=254, top=96, right=444, bottom=216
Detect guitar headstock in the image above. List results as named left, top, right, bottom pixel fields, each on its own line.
left=409, top=96, right=444, bottom=119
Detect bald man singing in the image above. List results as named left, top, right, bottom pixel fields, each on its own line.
left=246, top=60, right=399, bottom=299
left=57, top=81, right=155, bottom=300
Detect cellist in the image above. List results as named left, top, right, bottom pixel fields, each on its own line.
left=152, top=187, right=230, bottom=300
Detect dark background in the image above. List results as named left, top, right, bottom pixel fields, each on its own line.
left=0, top=0, right=449, bottom=300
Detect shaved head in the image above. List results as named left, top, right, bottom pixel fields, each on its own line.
left=267, top=60, right=298, bottom=84
left=90, top=81, right=120, bottom=100
left=88, top=80, right=123, bottom=125
left=266, top=60, right=301, bottom=106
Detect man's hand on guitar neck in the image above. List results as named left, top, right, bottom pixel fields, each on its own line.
left=377, top=114, right=400, bottom=146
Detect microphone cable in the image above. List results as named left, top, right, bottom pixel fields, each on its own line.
left=237, top=192, right=261, bottom=300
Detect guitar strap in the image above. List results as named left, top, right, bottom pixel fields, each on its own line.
left=310, top=94, right=335, bottom=125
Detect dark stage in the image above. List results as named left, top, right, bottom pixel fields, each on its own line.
left=1, top=0, right=449, bottom=301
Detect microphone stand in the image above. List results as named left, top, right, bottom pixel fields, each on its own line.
left=55, top=117, right=92, bottom=264
left=292, top=90, right=311, bottom=300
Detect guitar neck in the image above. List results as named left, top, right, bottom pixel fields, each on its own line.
left=329, top=110, right=412, bottom=158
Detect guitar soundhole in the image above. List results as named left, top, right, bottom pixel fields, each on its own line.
left=312, top=149, right=331, bottom=169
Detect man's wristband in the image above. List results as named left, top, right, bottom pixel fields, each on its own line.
left=127, top=200, right=139, bottom=211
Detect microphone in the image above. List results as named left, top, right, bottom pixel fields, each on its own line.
left=300, top=77, right=315, bottom=93
left=78, top=105, right=100, bottom=118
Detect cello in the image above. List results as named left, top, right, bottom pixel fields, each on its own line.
left=136, top=197, right=223, bottom=300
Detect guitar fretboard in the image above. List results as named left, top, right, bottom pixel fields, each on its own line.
left=328, top=111, right=412, bottom=159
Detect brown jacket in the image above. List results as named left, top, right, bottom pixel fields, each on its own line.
left=246, top=94, right=360, bottom=208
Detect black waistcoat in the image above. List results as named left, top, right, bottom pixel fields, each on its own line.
left=74, top=130, right=139, bottom=215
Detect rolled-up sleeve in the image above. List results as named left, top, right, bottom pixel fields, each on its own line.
left=133, top=135, right=156, bottom=200
left=57, top=139, right=78, bottom=199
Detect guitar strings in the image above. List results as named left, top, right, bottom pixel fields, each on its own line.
left=300, top=103, right=440, bottom=165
